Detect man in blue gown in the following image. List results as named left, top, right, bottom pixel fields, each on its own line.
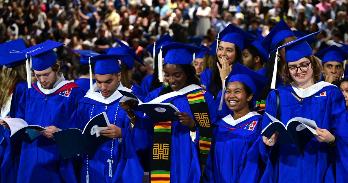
left=15, top=40, right=85, bottom=183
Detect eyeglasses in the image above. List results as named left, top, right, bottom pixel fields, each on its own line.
left=288, top=62, right=311, bottom=73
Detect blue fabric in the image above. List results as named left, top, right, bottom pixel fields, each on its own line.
left=203, top=113, right=262, bottom=183
left=259, top=84, right=348, bottom=183
left=77, top=94, right=143, bottom=183
left=140, top=74, right=154, bottom=96
left=316, top=45, right=348, bottom=64
left=0, top=81, right=27, bottom=182
left=75, top=78, right=94, bottom=94
left=200, top=68, right=212, bottom=92
left=0, top=39, right=27, bottom=67
left=135, top=86, right=216, bottom=182
left=16, top=82, right=84, bottom=183
left=93, top=55, right=121, bottom=74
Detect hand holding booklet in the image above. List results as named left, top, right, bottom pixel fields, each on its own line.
left=261, top=113, right=318, bottom=148
left=1, top=118, right=45, bottom=143
left=119, top=90, right=180, bottom=122
left=53, top=112, right=111, bottom=159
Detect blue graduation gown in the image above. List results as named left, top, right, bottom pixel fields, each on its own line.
left=200, top=68, right=212, bottom=91
left=137, top=85, right=216, bottom=183
left=77, top=87, right=143, bottom=183
left=140, top=74, right=154, bottom=96
left=75, top=78, right=94, bottom=94
left=204, top=112, right=262, bottom=183
left=0, top=81, right=27, bottom=182
left=260, top=82, right=348, bottom=183
left=16, top=81, right=84, bottom=183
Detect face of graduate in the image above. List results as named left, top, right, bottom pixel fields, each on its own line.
left=34, top=67, right=59, bottom=89
left=224, top=82, right=252, bottom=112
left=163, top=64, right=188, bottom=91
left=95, top=73, right=121, bottom=98
left=322, top=61, right=343, bottom=83
left=193, top=58, right=205, bottom=76
left=242, top=49, right=254, bottom=69
left=340, top=81, right=348, bottom=108
left=288, top=57, right=314, bottom=88
left=217, top=41, right=237, bottom=65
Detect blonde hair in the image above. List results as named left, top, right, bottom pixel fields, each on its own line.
left=0, top=64, right=27, bottom=109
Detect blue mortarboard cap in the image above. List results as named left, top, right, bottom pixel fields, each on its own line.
left=22, top=40, right=63, bottom=71
left=196, top=45, right=209, bottom=59
left=0, top=39, right=27, bottom=67
left=219, top=24, right=252, bottom=50
left=107, top=39, right=142, bottom=69
left=73, top=50, right=100, bottom=65
left=316, top=45, right=348, bottom=64
left=146, top=34, right=173, bottom=57
left=226, top=63, right=267, bottom=96
left=92, top=54, right=121, bottom=74
left=162, top=42, right=200, bottom=65
left=250, top=36, right=269, bottom=62
left=277, top=31, right=320, bottom=63
left=262, top=20, right=295, bottom=52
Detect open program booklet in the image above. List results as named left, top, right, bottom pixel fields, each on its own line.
left=119, top=90, right=180, bottom=122
left=54, top=112, right=111, bottom=159
left=2, top=118, right=45, bottom=143
left=261, top=113, right=318, bottom=147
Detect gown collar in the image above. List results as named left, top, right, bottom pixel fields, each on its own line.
left=36, top=74, right=73, bottom=95
left=85, top=83, right=132, bottom=105
left=291, top=81, right=334, bottom=98
left=222, top=111, right=260, bottom=126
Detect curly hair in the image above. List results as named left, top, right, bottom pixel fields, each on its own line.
left=281, top=55, right=322, bottom=85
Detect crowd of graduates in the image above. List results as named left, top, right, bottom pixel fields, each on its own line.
left=0, top=3, right=348, bottom=183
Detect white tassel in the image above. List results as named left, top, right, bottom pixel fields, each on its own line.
left=152, top=42, right=156, bottom=70
left=218, top=77, right=226, bottom=111
left=25, top=54, right=32, bottom=89
left=216, top=33, right=220, bottom=54
left=158, top=47, right=164, bottom=82
left=88, top=57, right=93, bottom=91
left=193, top=52, right=196, bottom=61
left=270, top=49, right=279, bottom=90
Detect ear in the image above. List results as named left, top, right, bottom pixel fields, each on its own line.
left=254, top=56, right=261, bottom=64
left=247, top=94, right=253, bottom=102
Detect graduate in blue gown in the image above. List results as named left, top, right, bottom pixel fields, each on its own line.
left=135, top=42, right=216, bottom=182
left=76, top=54, right=143, bottom=183
left=259, top=34, right=348, bottom=183
left=0, top=39, right=28, bottom=182
left=316, top=45, right=347, bottom=84
left=15, top=40, right=85, bottom=183
left=203, top=64, right=267, bottom=183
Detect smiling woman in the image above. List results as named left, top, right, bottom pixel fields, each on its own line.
left=203, top=67, right=267, bottom=183
left=259, top=34, right=348, bottom=183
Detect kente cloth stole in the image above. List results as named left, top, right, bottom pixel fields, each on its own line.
left=186, top=89, right=212, bottom=164
left=150, top=121, right=171, bottom=183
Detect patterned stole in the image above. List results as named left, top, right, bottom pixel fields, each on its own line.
left=150, top=121, right=171, bottom=183
left=186, top=90, right=212, bottom=164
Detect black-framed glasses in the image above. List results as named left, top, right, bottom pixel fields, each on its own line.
left=288, top=62, right=311, bottom=73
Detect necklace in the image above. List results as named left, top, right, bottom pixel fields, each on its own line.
left=85, top=103, right=120, bottom=183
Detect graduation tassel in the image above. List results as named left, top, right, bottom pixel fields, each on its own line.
left=216, top=33, right=220, bottom=54
left=218, top=77, right=226, bottom=111
left=88, top=57, right=93, bottom=91
left=158, top=46, right=164, bottom=82
left=152, top=42, right=156, bottom=70
left=270, top=48, right=279, bottom=90
left=193, top=52, right=196, bottom=61
left=25, top=54, right=32, bottom=89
